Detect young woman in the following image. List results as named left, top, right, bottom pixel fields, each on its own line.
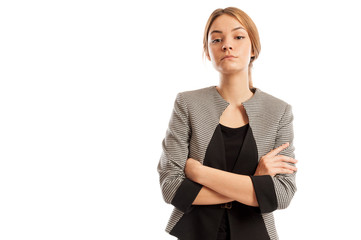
left=157, top=7, right=298, bottom=240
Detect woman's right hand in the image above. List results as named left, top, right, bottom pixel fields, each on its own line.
left=254, top=142, right=298, bottom=177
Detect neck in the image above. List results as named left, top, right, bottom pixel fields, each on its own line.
left=216, top=70, right=254, bottom=106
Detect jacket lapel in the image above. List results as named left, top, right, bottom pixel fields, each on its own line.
left=202, top=124, right=227, bottom=170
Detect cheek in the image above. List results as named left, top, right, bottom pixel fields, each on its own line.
left=208, top=47, right=220, bottom=60
left=207, top=50, right=216, bottom=61
left=243, top=42, right=253, bottom=55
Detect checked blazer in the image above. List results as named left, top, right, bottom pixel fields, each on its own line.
left=157, top=85, right=297, bottom=240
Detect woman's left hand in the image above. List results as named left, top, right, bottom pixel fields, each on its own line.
left=185, top=158, right=203, bottom=182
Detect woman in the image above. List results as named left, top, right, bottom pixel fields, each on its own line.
left=157, top=7, right=298, bottom=240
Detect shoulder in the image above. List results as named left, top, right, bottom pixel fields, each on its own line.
left=257, top=88, right=290, bottom=108
left=255, top=88, right=293, bottom=117
left=175, top=86, right=215, bottom=106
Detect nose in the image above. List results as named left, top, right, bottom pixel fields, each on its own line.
left=222, top=43, right=232, bottom=51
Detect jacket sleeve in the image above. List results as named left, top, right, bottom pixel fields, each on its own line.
left=157, top=92, right=203, bottom=213
left=250, top=103, right=297, bottom=213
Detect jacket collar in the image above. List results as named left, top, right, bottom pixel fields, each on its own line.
left=210, top=85, right=262, bottom=116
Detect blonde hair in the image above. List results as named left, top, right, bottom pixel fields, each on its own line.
left=202, top=7, right=261, bottom=89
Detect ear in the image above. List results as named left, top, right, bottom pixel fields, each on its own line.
left=250, top=51, right=255, bottom=61
left=206, top=50, right=211, bottom=61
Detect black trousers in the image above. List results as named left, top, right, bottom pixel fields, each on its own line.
left=217, top=210, right=231, bottom=240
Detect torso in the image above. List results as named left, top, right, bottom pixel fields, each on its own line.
left=219, top=104, right=249, bottom=128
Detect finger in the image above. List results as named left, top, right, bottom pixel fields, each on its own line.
left=281, top=162, right=298, bottom=171
left=273, top=161, right=297, bottom=171
left=275, top=168, right=295, bottom=175
left=284, top=157, right=298, bottom=164
left=271, top=155, right=298, bottom=164
left=274, top=155, right=298, bottom=164
left=267, top=142, right=290, bottom=157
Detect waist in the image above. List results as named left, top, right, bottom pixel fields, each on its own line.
left=202, top=201, right=234, bottom=209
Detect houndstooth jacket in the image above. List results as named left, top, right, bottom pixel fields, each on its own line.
left=157, top=85, right=297, bottom=240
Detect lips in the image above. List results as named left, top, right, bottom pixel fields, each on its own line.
left=222, top=55, right=236, bottom=60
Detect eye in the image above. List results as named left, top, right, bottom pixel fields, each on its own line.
left=236, top=36, right=245, bottom=40
left=211, top=39, right=221, bottom=44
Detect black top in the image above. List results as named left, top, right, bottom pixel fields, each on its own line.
left=219, top=123, right=249, bottom=171
left=218, top=122, right=249, bottom=238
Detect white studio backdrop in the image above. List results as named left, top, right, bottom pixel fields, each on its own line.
left=1, top=0, right=360, bottom=239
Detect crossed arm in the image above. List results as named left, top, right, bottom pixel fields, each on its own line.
left=186, top=142, right=297, bottom=207
left=187, top=163, right=258, bottom=206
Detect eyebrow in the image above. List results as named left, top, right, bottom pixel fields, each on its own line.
left=210, top=26, right=246, bottom=35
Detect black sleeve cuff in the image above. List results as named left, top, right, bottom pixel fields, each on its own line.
left=171, top=178, right=203, bottom=213
left=250, top=175, right=278, bottom=213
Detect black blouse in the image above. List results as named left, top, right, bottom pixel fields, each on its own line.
left=218, top=122, right=249, bottom=238
left=220, top=123, right=249, bottom=172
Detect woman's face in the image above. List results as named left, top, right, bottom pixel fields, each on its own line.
left=206, top=14, right=254, bottom=75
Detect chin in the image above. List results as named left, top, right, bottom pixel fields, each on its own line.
left=217, top=67, right=244, bottom=75
left=218, top=63, right=249, bottom=74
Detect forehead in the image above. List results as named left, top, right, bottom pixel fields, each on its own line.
left=209, top=14, right=247, bottom=34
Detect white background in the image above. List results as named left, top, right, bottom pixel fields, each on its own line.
left=1, top=0, right=360, bottom=239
